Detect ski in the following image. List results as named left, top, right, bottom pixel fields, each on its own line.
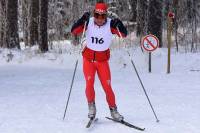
left=106, top=117, right=145, bottom=131
left=86, top=117, right=98, bottom=128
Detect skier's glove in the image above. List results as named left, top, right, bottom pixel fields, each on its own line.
left=81, top=12, right=90, bottom=23
left=112, top=18, right=123, bottom=29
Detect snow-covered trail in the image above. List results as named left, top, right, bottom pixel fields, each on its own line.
left=0, top=49, right=200, bottom=133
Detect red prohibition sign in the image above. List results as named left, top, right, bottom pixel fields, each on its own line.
left=141, top=34, right=159, bottom=52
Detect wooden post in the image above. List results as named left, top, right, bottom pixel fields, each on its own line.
left=167, top=12, right=174, bottom=74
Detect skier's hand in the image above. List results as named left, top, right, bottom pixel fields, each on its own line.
left=81, top=12, right=90, bottom=23
left=72, top=36, right=79, bottom=46
left=112, top=18, right=123, bottom=29
left=64, top=20, right=68, bottom=25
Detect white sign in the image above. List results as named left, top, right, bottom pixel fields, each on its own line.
left=141, top=34, right=159, bottom=52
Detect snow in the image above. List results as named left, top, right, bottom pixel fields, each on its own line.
left=0, top=45, right=200, bottom=133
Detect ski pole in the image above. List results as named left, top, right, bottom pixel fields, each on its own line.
left=63, top=60, right=78, bottom=121
left=116, top=27, right=159, bottom=122
left=63, top=22, right=87, bottom=121
left=127, top=51, right=159, bottom=122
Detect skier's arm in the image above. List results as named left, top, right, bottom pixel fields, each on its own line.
left=110, top=18, right=128, bottom=38
left=71, top=12, right=90, bottom=36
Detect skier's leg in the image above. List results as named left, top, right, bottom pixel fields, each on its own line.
left=97, top=61, right=124, bottom=121
left=96, top=61, right=116, bottom=107
left=83, top=58, right=96, bottom=103
left=83, top=58, right=97, bottom=118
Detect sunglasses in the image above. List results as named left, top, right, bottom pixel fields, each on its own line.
left=94, top=12, right=107, bottom=19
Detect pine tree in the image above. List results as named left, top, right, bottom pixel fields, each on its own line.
left=116, top=0, right=129, bottom=20
left=129, top=0, right=137, bottom=22
left=147, top=0, right=163, bottom=47
left=190, top=0, right=198, bottom=52
left=22, top=0, right=29, bottom=46
left=71, top=0, right=80, bottom=45
left=39, top=0, right=49, bottom=52
left=0, top=0, right=6, bottom=47
left=72, top=0, right=80, bottom=21
left=30, top=0, right=39, bottom=46
left=136, top=0, right=148, bottom=37
left=173, top=0, right=179, bottom=52
left=5, top=0, right=20, bottom=49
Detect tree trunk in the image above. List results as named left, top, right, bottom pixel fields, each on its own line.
left=190, top=0, right=198, bottom=52
left=5, top=0, right=20, bottom=49
left=116, top=0, right=129, bottom=21
left=22, top=0, right=29, bottom=47
left=71, top=0, right=80, bottom=45
left=147, top=0, right=163, bottom=47
left=129, top=0, right=137, bottom=22
left=136, top=0, right=148, bottom=37
left=30, top=0, right=39, bottom=46
left=39, top=0, right=49, bottom=52
left=173, top=0, right=179, bottom=52
left=0, top=0, right=6, bottom=47
left=72, top=0, right=80, bottom=22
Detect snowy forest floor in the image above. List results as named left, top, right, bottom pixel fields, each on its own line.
left=0, top=46, right=200, bottom=133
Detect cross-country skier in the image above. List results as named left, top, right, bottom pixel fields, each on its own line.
left=71, top=1, right=127, bottom=121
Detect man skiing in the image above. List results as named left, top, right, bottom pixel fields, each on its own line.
left=71, top=2, right=127, bottom=121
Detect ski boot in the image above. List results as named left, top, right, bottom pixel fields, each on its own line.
left=88, top=102, right=96, bottom=119
left=110, top=107, right=124, bottom=121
